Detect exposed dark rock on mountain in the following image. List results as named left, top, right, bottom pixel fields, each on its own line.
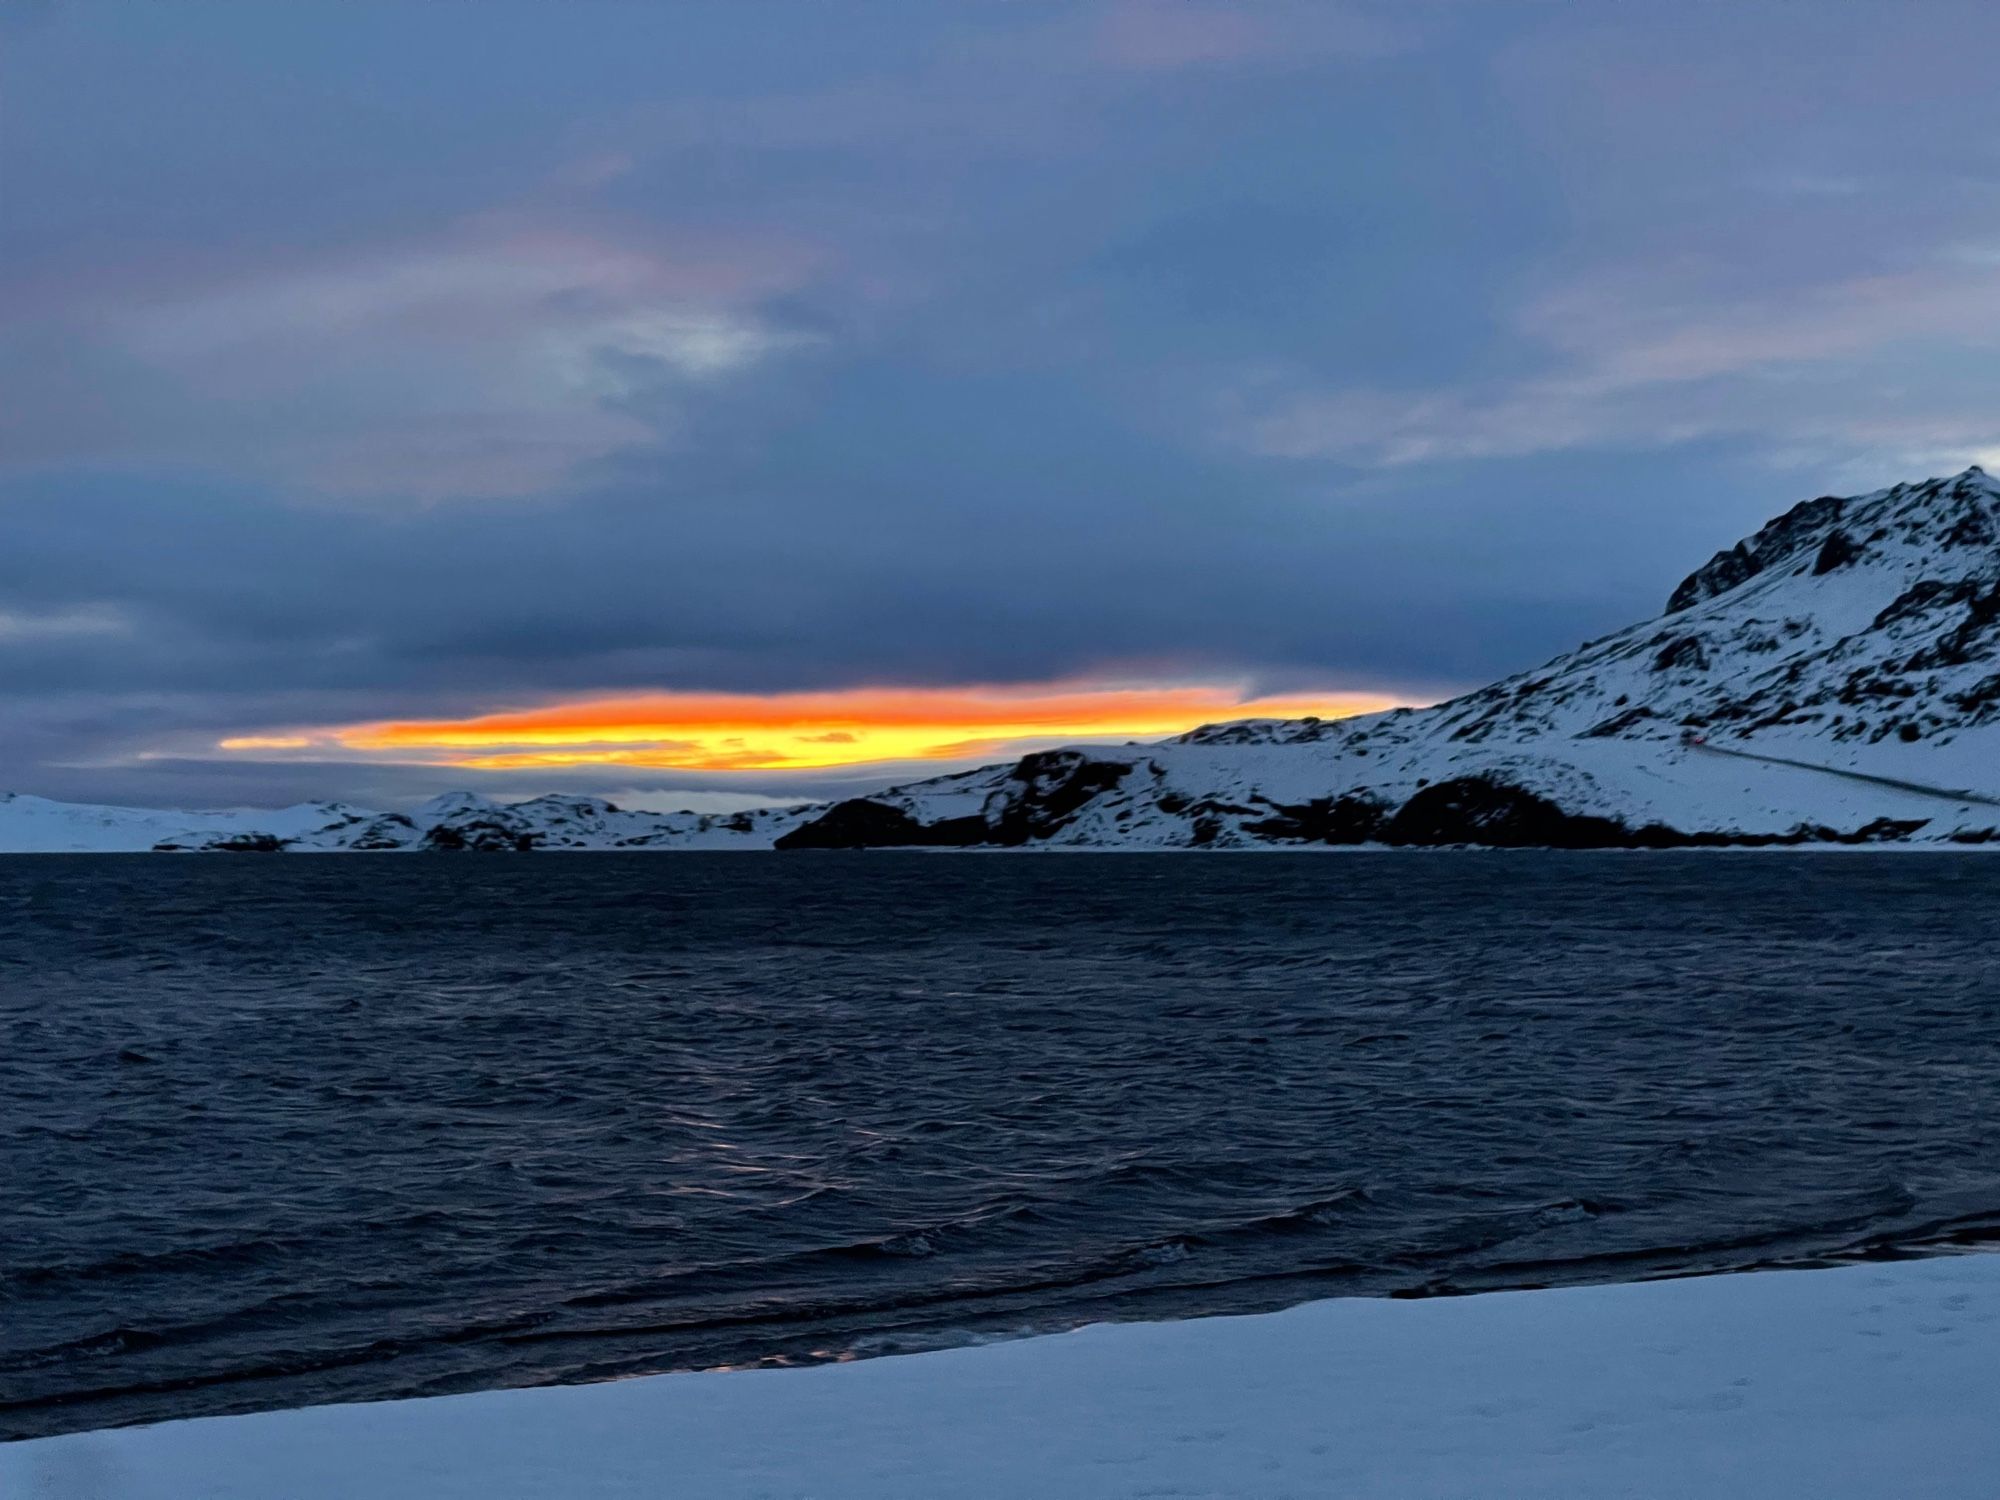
left=776, top=800, right=986, bottom=849
left=1666, top=493, right=1846, bottom=612
left=1241, top=794, right=1391, bottom=845
left=422, top=820, right=533, bottom=853
left=1380, top=777, right=1639, bottom=849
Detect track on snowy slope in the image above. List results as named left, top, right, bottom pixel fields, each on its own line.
left=1688, top=742, right=2000, bottom=809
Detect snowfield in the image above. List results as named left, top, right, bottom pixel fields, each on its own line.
left=8, top=1254, right=1999, bottom=1498
left=5, top=466, right=2000, bottom=852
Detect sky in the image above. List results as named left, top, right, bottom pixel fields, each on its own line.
left=5, top=0, right=2000, bottom=812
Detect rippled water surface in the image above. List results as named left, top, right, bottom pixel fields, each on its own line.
left=5, top=852, right=2000, bottom=1439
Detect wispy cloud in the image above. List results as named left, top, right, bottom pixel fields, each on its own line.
left=0, top=603, right=129, bottom=641
left=1237, top=259, right=2000, bottom=474
left=16, top=227, right=818, bottom=503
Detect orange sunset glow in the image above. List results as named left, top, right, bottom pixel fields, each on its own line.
left=218, top=683, right=1420, bottom=773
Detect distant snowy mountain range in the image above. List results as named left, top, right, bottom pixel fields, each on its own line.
left=8, top=467, right=2000, bottom=852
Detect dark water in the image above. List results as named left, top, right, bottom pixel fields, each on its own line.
left=4, top=853, right=2000, bottom=1441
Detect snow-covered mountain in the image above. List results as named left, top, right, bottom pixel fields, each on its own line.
left=5, top=467, right=1998, bottom=852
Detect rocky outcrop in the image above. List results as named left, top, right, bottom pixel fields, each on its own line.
left=1380, top=777, right=1639, bottom=848
left=778, top=751, right=1141, bottom=849
left=422, top=819, right=534, bottom=852
left=776, top=800, right=986, bottom=849
left=1666, top=493, right=1847, bottom=612
left=1241, top=794, right=1391, bottom=845
left=153, top=832, right=288, bottom=853
left=985, top=752, right=1138, bottom=844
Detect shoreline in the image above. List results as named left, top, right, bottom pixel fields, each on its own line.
left=9, top=1252, right=2000, bottom=1498
left=5, top=840, right=2000, bottom=856
left=14, top=1222, right=2000, bottom=1445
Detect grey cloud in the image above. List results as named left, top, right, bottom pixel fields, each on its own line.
left=5, top=1, right=1997, bottom=807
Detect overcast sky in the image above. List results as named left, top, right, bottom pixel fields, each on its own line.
left=5, top=1, right=2000, bottom=809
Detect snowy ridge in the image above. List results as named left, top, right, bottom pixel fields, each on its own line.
left=0, top=790, right=808, bottom=854
left=4, top=467, right=1998, bottom=851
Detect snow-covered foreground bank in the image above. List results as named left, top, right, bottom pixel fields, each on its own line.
left=9, top=1255, right=1999, bottom=1499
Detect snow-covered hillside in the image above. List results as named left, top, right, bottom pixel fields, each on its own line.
left=779, top=467, right=2000, bottom=850
left=5, top=467, right=1998, bottom=852
left=0, top=790, right=807, bottom=854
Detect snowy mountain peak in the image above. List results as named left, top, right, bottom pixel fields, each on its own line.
left=1667, top=466, right=1999, bottom=614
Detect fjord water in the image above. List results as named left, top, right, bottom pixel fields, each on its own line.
left=4, top=854, right=1998, bottom=1440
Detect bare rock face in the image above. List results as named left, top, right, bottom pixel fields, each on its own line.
left=1382, top=777, right=1637, bottom=848
left=152, top=832, right=288, bottom=853
left=776, top=800, right=985, bottom=849
left=984, top=752, right=1136, bottom=844
left=1665, top=493, right=1848, bottom=612
left=1243, top=794, right=1391, bottom=845
left=422, top=820, right=533, bottom=853
left=778, top=751, right=1135, bottom=849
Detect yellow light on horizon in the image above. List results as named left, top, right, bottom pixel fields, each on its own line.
left=216, top=735, right=315, bottom=750
left=217, top=681, right=1425, bottom=773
